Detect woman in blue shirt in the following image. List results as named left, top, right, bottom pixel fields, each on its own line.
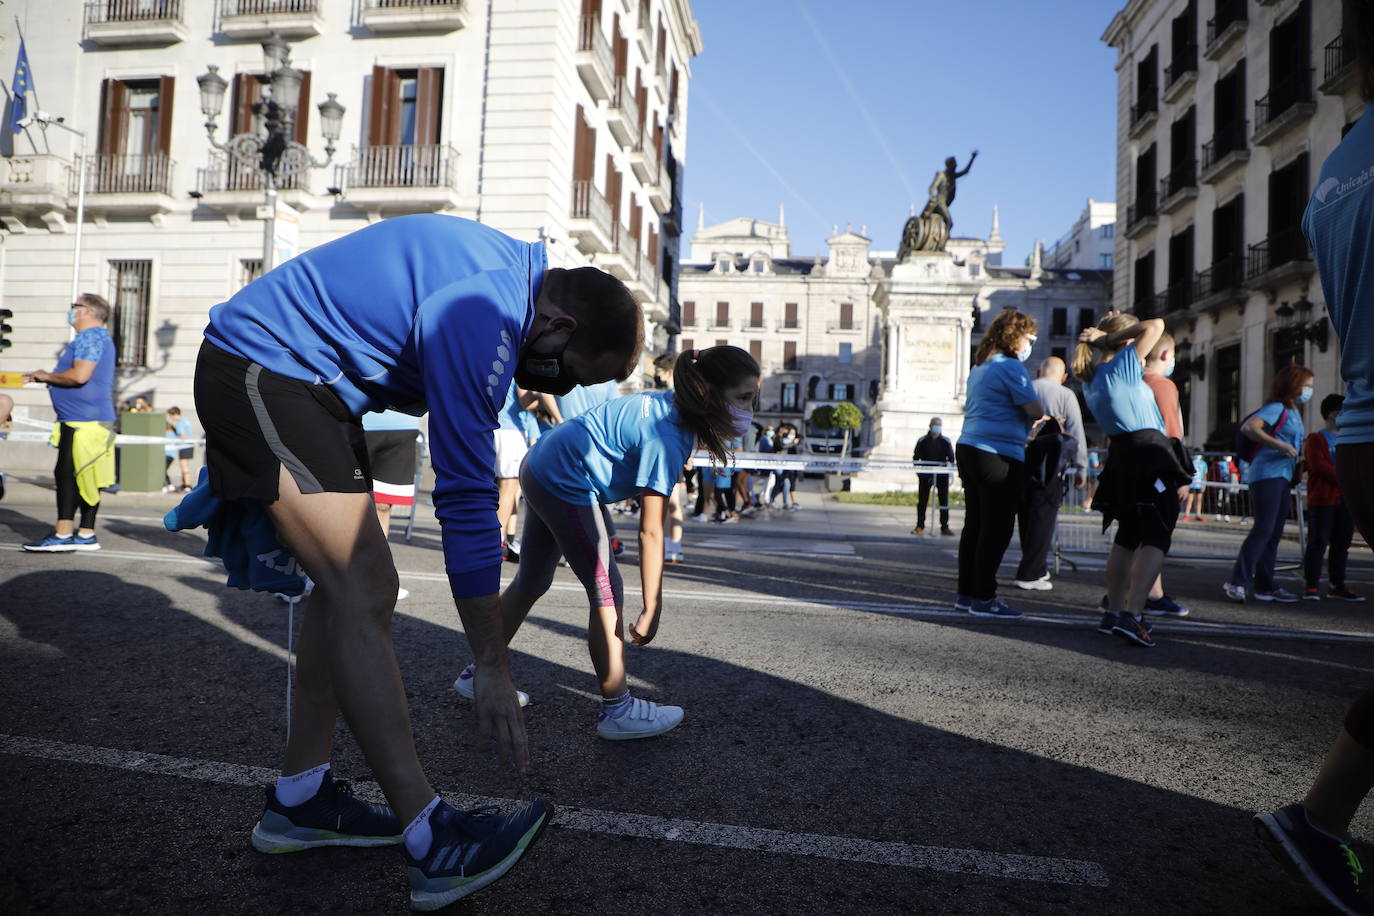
left=955, top=309, right=1044, bottom=618
left=1075, top=312, right=1189, bottom=648
left=455, top=346, right=760, bottom=741
left=1223, top=364, right=1314, bottom=603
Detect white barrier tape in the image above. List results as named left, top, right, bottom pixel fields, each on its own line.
left=693, top=450, right=958, bottom=475
left=3, top=428, right=205, bottom=447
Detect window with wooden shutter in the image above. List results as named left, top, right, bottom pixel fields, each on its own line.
left=680, top=337, right=694, bottom=353
left=612, top=16, right=627, bottom=77
left=98, top=78, right=129, bottom=157
left=368, top=65, right=396, bottom=145
left=573, top=105, right=595, bottom=182
left=839, top=303, right=853, bottom=329
left=749, top=340, right=762, bottom=363
left=682, top=301, right=695, bottom=326
left=605, top=154, right=621, bottom=225
left=783, top=341, right=797, bottom=370
left=715, top=301, right=729, bottom=328
left=634, top=72, right=647, bottom=142
left=750, top=302, right=763, bottom=327
left=96, top=77, right=172, bottom=193
left=368, top=66, right=442, bottom=147
left=784, top=302, right=798, bottom=328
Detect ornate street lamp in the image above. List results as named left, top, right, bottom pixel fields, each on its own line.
left=197, top=35, right=346, bottom=272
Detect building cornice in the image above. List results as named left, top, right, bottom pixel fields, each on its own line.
left=1101, top=0, right=1150, bottom=48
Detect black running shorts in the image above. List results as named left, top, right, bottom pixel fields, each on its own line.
left=194, top=340, right=371, bottom=503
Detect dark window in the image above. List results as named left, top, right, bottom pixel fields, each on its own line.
left=680, top=337, right=693, bottom=353
left=749, top=340, right=762, bottom=362
left=240, top=258, right=262, bottom=288
left=1051, top=346, right=1067, bottom=363
left=1213, top=343, right=1242, bottom=440
left=783, top=341, right=797, bottom=370
left=1134, top=144, right=1158, bottom=218
left=715, top=338, right=727, bottom=348
left=781, top=382, right=798, bottom=410
left=368, top=66, right=442, bottom=147
left=750, top=302, right=764, bottom=328
left=784, top=302, right=798, bottom=328
left=108, top=259, right=151, bottom=368
left=829, top=383, right=854, bottom=401
left=715, top=301, right=729, bottom=327
left=839, top=303, right=854, bottom=329
left=682, top=300, right=695, bottom=326
left=1164, top=106, right=1197, bottom=197
left=96, top=76, right=174, bottom=193
left=1051, top=308, right=1068, bottom=337
left=1255, top=153, right=1309, bottom=275
left=1133, top=251, right=1156, bottom=313
left=1134, top=44, right=1159, bottom=122
left=1264, top=1, right=1312, bottom=123
left=1166, top=225, right=1194, bottom=312
left=1077, top=307, right=1096, bottom=334
left=1207, top=59, right=1247, bottom=164
left=1167, top=1, right=1197, bottom=87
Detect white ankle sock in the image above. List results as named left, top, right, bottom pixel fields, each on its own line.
left=404, top=795, right=443, bottom=859
left=275, top=762, right=330, bottom=807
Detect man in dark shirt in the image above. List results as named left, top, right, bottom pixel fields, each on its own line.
left=912, top=416, right=955, bottom=535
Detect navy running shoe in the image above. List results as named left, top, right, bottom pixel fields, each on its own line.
left=407, top=798, right=552, bottom=911
left=967, top=597, right=1023, bottom=619
left=22, top=531, right=76, bottom=552
left=1255, top=804, right=1371, bottom=916
left=1144, top=594, right=1189, bottom=616
left=954, top=594, right=973, bottom=612
left=1097, top=611, right=1118, bottom=634
left=1111, top=613, right=1156, bottom=647
left=250, top=770, right=402, bottom=854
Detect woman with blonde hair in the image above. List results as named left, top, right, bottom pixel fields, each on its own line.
left=1075, top=311, right=1190, bottom=647
left=954, top=308, right=1044, bottom=618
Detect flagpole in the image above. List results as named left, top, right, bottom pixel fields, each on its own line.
left=71, top=127, right=86, bottom=304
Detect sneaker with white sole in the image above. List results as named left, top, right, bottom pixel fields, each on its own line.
left=453, top=664, right=529, bottom=708
left=71, top=533, right=101, bottom=552
left=406, top=798, right=552, bottom=912
left=1255, top=588, right=1299, bottom=604
left=250, top=770, right=401, bottom=854
left=596, top=696, right=684, bottom=740
left=1222, top=581, right=1247, bottom=602
left=967, top=597, right=1023, bottom=619
left=954, top=593, right=973, bottom=612
left=1013, top=574, right=1052, bottom=591
left=21, top=531, right=76, bottom=552
left=1254, top=803, right=1371, bottom=916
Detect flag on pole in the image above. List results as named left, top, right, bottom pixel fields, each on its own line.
left=10, top=37, right=31, bottom=135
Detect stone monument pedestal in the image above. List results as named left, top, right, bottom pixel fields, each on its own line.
left=852, top=251, right=978, bottom=493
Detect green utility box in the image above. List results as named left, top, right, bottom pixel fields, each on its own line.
left=118, top=411, right=167, bottom=492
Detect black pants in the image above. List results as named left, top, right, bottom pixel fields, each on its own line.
left=1016, top=476, right=1064, bottom=581
left=1305, top=503, right=1355, bottom=589
left=916, top=473, right=949, bottom=528
left=55, top=424, right=100, bottom=530
left=956, top=444, right=1024, bottom=601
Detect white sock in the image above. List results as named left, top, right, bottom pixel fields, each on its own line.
left=404, top=795, right=443, bottom=859
left=665, top=539, right=680, bottom=554
left=275, top=762, right=330, bottom=807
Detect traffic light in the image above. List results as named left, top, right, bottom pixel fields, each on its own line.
left=0, top=308, right=11, bottom=352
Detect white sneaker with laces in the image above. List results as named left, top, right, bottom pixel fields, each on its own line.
left=1014, top=574, right=1053, bottom=591
left=596, top=696, right=684, bottom=740
left=1222, top=581, right=1247, bottom=602
left=453, top=664, right=529, bottom=707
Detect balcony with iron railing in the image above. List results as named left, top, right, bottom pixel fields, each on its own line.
left=1200, top=121, right=1249, bottom=183
left=1246, top=228, right=1314, bottom=291
left=359, top=0, right=467, bottom=33
left=1253, top=70, right=1316, bottom=145
left=1204, top=0, right=1246, bottom=60
left=1159, top=159, right=1197, bottom=213
left=628, top=135, right=659, bottom=185
left=71, top=153, right=178, bottom=218
left=1129, top=95, right=1158, bottom=138
left=826, top=320, right=860, bottom=333
left=607, top=77, right=640, bottom=148
left=576, top=15, right=614, bottom=101
left=1192, top=256, right=1246, bottom=311
left=645, top=154, right=672, bottom=215
left=84, top=0, right=189, bottom=43
left=604, top=223, right=640, bottom=281
left=197, top=152, right=306, bottom=194
left=335, top=144, right=462, bottom=214
left=1124, top=190, right=1158, bottom=239
left=218, top=0, right=324, bottom=39
left=568, top=179, right=614, bottom=254
left=1154, top=283, right=1194, bottom=317
left=1320, top=34, right=1356, bottom=95
left=1163, top=46, right=1198, bottom=102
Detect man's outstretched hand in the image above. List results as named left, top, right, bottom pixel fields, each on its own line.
left=472, top=666, right=530, bottom=773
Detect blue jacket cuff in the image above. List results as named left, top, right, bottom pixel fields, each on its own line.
left=448, top=564, right=501, bottom=600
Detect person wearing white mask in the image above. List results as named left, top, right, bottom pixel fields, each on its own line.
left=453, top=345, right=760, bottom=739
left=1223, top=364, right=1316, bottom=603
left=912, top=416, right=955, bottom=535
left=954, top=309, right=1045, bottom=618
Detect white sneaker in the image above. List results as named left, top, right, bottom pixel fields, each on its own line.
left=596, top=696, right=684, bottom=740
left=452, top=663, right=529, bottom=707
left=1222, top=581, right=1247, bottom=602
left=691, top=513, right=709, bottom=522
left=1014, top=574, right=1053, bottom=591
left=396, top=587, right=410, bottom=601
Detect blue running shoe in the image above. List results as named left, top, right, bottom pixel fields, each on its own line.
left=1255, top=804, right=1371, bottom=916
left=967, top=597, right=1022, bottom=619
left=22, top=532, right=76, bottom=552
left=1144, top=594, right=1189, bottom=616
left=1097, top=611, right=1119, bottom=634
left=407, top=798, right=552, bottom=912
left=71, top=533, right=100, bottom=552
left=251, top=771, right=402, bottom=854
left=954, top=594, right=973, bottom=612
left=1111, top=613, right=1156, bottom=647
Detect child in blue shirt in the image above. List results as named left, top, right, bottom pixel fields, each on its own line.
left=455, top=346, right=760, bottom=740
left=1076, top=312, right=1188, bottom=648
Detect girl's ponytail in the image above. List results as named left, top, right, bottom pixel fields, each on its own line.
left=1071, top=312, right=1139, bottom=383
left=672, top=346, right=760, bottom=466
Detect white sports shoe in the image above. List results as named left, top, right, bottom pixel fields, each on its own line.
left=1222, top=581, right=1247, bottom=603
left=452, top=664, right=529, bottom=707
left=1014, top=574, right=1053, bottom=591
left=596, top=696, right=684, bottom=740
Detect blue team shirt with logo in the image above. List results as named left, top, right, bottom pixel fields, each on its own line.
left=960, top=353, right=1038, bottom=461
left=1245, top=401, right=1304, bottom=484
left=204, top=214, right=544, bottom=598
left=525, top=390, right=695, bottom=505
left=51, top=327, right=115, bottom=423
left=1304, top=103, right=1374, bottom=445
left=1082, top=346, right=1165, bottom=438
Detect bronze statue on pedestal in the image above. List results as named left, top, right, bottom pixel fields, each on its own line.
left=899, top=150, right=978, bottom=259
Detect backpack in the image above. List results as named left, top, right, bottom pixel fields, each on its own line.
left=1234, top=406, right=1289, bottom=463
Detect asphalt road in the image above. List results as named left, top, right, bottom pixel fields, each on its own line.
left=3, top=479, right=1373, bottom=915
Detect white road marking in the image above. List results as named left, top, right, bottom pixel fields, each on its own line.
left=8, top=544, right=1374, bottom=646
left=694, top=535, right=857, bottom=557
left=0, top=733, right=1109, bottom=888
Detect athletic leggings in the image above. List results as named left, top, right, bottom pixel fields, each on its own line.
left=55, top=423, right=100, bottom=530
left=510, top=462, right=623, bottom=608
left=955, top=444, right=1024, bottom=601
left=1337, top=443, right=1374, bottom=750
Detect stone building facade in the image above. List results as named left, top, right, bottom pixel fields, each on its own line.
left=0, top=0, right=700, bottom=455
left=1103, top=0, right=1358, bottom=447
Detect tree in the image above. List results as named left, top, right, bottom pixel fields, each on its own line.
left=830, top=401, right=863, bottom=458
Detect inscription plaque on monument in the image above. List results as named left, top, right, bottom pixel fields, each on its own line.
left=900, top=323, right=959, bottom=392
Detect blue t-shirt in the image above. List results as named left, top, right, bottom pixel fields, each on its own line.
left=525, top=390, right=695, bottom=505
left=1191, top=455, right=1208, bottom=488
left=361, top=409, right=422, bottom=432
left=556, top=380, right=619, bottom=421
left=960, top=353, right=1038, bottom=461
left=1245, top=401, right=1304, bottom=484
left=1304, top=103, right=1374, bottom=446
left=204, top=215, right=545, bottom=598
left=50, top=327, right=115, bottom=423
left=1321, top=428, right=1336, bottom=461
left=164, top=417, right=193, bottom=456
left=1082, top=347, right=1165, bottom=438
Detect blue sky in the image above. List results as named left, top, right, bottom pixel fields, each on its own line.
left=679, top=0, right=1120, bottom=263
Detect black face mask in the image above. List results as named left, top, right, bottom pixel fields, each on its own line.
left=514, top=328, right=580, bottom=396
